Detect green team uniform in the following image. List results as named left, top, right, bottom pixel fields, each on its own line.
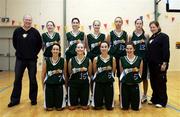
left=44, top=57, right=66, bottom=109
left=87, top=33, right=105, bottom=61
left=92, top=55, right=114, bottom=109
left=65, top=31, right=84, bottom=61
left=68, top=56, right=90, bottom=106
left=120, top=56, right=142, bottom=110
left=109, top=30, right=127, bottom=78
left=109, top=30, right=127, bottom=58
left=42, top=32, right=60, bottom=57
left=131, top=31, right=148, bottom=80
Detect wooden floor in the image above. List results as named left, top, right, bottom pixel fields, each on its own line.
left=0, top=71, right=179, bottom=117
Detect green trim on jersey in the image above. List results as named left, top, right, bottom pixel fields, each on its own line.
left=69, top=56, right=90, bottom=85
left=131, top=32, right=147, bottom=60
left=65, top=31, right=85, bottom=60
left=109, top=30, right=127, bottom=57
left=94, top=55, right=114, bottom=83
left=120, top=56, right=142, bottom=84
left=87, top=33, right=105, bottom=60
left=45, top=57, right=65, bottom=84
left=42, top=32, right=60, bottom=57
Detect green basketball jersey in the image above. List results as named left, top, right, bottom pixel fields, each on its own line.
left=65, top=31, right=84, bottom=59
left=69, top=56, right=90, bottom=85
left=42, top=32, right=60, bottom=57
left=45, top=57, right=65, bottom=84
left=109, top=30, right=127, bottom=58
left=120, top=56, right=142, bottom=84
left=87, top=33, right=105, bottom=60
left=94, top=55, right=114, bottom=83
left=131, top=32, right=147, bottom=60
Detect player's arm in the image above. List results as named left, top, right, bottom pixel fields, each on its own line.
left=119, top=59, right=123, bottom=74
left=88, top=59, right=92, bottom=79
left=106, top=34, right=111, bottom=45
left=41, top=60, right=47, bottom=90
left=128, top=34, right=132, bottom=42
left=112, top=57, right=116, bottom=75
left=93, top=57, right=98, bottom=74
left=68, top=59, right=72, bottom=76
left=139, top=60, right=143, bottom=77
left=64, top=59, right=68, bottom=89
left=84, top=34, right=90, bottom=51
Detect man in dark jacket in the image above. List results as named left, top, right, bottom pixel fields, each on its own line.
left=8, top=14, right=42, bottom=107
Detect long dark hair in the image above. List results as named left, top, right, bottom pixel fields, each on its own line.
left=100, top=41, right=110, bottom=48
left=50, top=43, right=61, bottom=57
left=134, top=18, right=145, bottom=33
left=126, top=41, right=135, bottom=49
left=135, top=18, right=143, bottom=24
left=71, top=17, right=80, bottom=23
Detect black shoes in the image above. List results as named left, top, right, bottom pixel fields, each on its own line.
left=31, top=101, right=37, bottom=105
left=8, top=102, right=19, bottom=107
left=8, top=101, right=37, bottom=107
left=93, top=107, right=103, bottom=110
left=106, top=107, right=113, bottom=110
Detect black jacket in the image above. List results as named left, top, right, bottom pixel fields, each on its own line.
left=147, top=32, right=170, bottom=64
left=13, top=27, right=42, bottom=60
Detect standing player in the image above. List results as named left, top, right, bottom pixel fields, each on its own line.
left=65, top=18, right=86, bottom=62
left=68, top=43, right=92, bottom=110
left=106, top=16, right=128, bottom=100
left=41, top=43, right=67, bottom=111
left=119, top=42, right=143, bottom=111
left=86, top=20, right=105, bottom=61
left=129, top=18, right=149, bottom=103
left=92, top=41, right=116, bottom=110
left=42, top=21, right=61, bottom=58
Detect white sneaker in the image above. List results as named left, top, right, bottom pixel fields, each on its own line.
left=155, top=104, right=163, bottom=108
left=141, top=95, right=147, bottom=103
left=148, top=100, right=153, bottom=105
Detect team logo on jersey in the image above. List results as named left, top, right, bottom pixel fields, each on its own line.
left=140, top=44, right=146, bottom=50
left=119, top=44, right=125, bottom=50
left=80, top=72, right=88, bottom=80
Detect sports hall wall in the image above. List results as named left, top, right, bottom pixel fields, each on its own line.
left=0, top=0, right=180, bottom=71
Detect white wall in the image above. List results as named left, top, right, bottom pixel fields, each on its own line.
left=6, top=0, right=63, bottom=31
left=0, top=0, right=64, bottom=70
left=66, top=0, right=154, bottom=34
left=158, top=0, right=180, bottom=71
left=0, top=0, right=180, bottom=71
left=0, top=0, right=5, bottom=16
left=168, top=23, right=180, bottom=71
left=0, top=0, right=64, bottom=34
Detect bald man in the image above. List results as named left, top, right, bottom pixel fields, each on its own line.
left=8, top=15, right=42, bottom=107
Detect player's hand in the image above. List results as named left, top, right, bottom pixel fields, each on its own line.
left=106, top=66, right=112, bottom=70
left=140, top=39, right=145, bottom=43
left=80, top=67, right=87, bottom=72
left=76, top=39, right=81, bottom=44
left=161, top=64, right=166, bottom=71
left=132, top=67, right=139, bottom=72
left=56, top=69, right=62, bottom=74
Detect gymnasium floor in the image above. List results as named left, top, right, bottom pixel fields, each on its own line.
left=0, top=71, right=179, bottom=117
